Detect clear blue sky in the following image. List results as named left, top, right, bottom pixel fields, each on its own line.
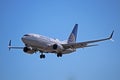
left=0, top=0, right=120, bottom=80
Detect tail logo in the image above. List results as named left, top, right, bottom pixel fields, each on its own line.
left=68, top=33, right=75, bottom=43
left=67, top=24, right=78, bottom=43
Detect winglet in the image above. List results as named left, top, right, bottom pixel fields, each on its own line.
left=8, top=40, right=11, bottom=51
left=109, top=30, right=114, bottom=39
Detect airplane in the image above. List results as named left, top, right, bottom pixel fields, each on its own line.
left=8, top=24, right=114, bottom=59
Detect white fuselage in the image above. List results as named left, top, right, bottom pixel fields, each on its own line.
left=21, top=33, right=75, bottom=54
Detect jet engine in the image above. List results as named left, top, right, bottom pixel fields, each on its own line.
left=53, top=44, right=58, bottom=49
left=52, top=43, right=64, bottom=52
left=23, top=47, right=35, bottom=54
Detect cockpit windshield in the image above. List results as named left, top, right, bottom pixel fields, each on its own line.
left=24, top=34, right=30, bottom=36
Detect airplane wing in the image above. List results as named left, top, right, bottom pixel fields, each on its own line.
left=62, top=31, right=114, bottom=49
left=8, top=40, right=24, bottom=51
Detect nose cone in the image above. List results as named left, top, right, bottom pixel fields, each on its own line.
left=21, top=36, right=26, bottom=42
left=21, top=34, right=30, bottom=42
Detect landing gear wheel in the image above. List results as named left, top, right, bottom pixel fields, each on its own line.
left=57, top=54, right=62, bottom=57
left=40, top=55, right=42, bottom=58
left=43, top=55, right=45, bottom=58
left=40, top=54, right=45, bottom=59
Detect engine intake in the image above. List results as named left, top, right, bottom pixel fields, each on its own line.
left=52, top=43, right=64, bottom=52
left=23, top=47, right=35, bottom=54
left=53, top=44, right=58, bottom=49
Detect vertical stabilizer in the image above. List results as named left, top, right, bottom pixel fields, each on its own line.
left=67, top=24, right=78, bottom=43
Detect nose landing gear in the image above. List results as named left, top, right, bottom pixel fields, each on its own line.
left=40, top=54, right=45, bottom=59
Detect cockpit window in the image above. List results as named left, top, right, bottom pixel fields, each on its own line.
left=24, top=34, right=30, bottom=36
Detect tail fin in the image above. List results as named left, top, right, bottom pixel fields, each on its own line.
left=67, top=24, right=78, bottom=43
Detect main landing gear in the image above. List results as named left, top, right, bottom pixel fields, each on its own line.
left=39, top=52, right=63, bottom=59
left=40, top=54, right=45, bottom=59
left=40, top=51, right=45, bottom=59
left=57, top=54, right=62, bottom=57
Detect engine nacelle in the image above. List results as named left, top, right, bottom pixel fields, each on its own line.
left=23, top=47, right=35, bottom=54
left=52, top=43, right=64, bottom=52
left=53, top=44, right=58, bottom=49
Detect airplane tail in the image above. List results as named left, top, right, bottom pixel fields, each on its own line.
left=67, top=24, right=78, bottom=43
